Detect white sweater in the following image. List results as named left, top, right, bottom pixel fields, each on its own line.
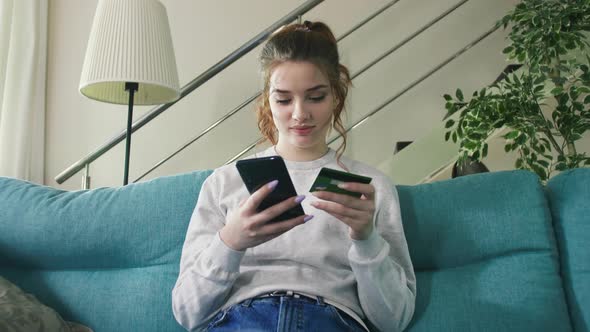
left=172, top=147, right=416, bottom=331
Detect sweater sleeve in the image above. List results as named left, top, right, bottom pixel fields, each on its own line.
left=172, top=172, right=245, bottom=331
left=348, top=176, right=416, bottom=332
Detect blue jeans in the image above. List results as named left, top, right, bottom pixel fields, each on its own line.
left=206, top=294, right=367, bottom=332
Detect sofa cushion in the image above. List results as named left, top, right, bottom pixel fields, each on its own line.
left=397, top=170, right=572, bottom=332
left=0, top=170, right=212, bottom=332
left=547, top=168, right=590, bottom=332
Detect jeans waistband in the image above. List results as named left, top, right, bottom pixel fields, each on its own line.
left=254, top=290, right=325, bottom=305
left=246, top=291, right=367, bottom=331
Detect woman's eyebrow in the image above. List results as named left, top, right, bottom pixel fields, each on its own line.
left=306, top=84, right=329, bottom=92
left=270, top=88, right=290, bottom=94
left=270, top=84, right=329, bottom=94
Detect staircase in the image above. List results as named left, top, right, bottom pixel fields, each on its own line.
left=53, top=0, right=520, bottom=189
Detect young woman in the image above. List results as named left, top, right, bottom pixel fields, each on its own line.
left=172, top=21, right=416, bottom=332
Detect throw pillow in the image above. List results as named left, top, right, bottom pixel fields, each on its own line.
left=0, top=276, right=92, bottom=332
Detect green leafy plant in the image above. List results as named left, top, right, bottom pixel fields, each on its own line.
left=443, top=0, right=590, bottom=181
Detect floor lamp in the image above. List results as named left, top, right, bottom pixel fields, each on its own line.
left=79, top=0, right=180, bottom=185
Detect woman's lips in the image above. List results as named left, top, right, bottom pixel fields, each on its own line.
left=291, top=126, right=314, bottom=135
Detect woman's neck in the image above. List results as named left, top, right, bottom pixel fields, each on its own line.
left=274, top=143, right=329, bottom=162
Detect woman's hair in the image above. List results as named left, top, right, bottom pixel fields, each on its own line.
left=256, top=21, right=352, bottom=161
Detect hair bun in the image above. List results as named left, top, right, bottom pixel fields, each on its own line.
left=295, top=20, right=313, bottom=32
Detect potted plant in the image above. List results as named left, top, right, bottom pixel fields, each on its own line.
left=443, top=0, right=590, bottom=182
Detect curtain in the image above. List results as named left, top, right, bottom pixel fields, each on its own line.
left=0, top=0, right=47, bottom=183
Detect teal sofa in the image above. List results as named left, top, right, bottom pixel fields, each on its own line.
left=0, top=168, right=588, bottom=332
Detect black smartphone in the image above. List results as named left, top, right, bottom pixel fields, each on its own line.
left=236, top=156, right=305, bottom=223
left=309, top=167, right=372, bottom=198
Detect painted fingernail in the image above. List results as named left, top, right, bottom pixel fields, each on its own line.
left=304, top=215, right=314, bottom=222
left=268, top=180, right=279, bottom=190
left=295, top=195, right=306, bottom=204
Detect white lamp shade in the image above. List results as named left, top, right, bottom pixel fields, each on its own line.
left=79, top=0, right=180, bottom=105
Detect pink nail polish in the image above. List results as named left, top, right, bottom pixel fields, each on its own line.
left=268, top=180, right=279, bottom=190
left=303, top=215, right=314, bottom=222
left=295, top=195, right=306, bottom=204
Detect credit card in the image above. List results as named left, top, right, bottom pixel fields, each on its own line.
left=309, top=167, right=372, bottom=198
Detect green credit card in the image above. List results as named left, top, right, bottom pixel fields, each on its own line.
left=309, top=167, right=372, bottom=198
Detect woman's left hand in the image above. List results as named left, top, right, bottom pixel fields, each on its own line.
left=310, top=182, right=376, bottom=240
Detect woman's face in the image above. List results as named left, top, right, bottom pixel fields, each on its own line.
left=268, top=61, right=334, bottom=155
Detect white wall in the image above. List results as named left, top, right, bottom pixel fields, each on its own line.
left=46, top=0, right=394, bottom=189
left=49, top=0, right=578, bottom=190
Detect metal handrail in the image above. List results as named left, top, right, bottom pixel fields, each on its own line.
left=134, top=0, right=403, bottom=182
left=225, top=0, right=472, bottom=164
left=337, top=0, right=402, bottom=41
left=328, top=25, right=500, bottom=145
left=133, top=94, right=259, bottom=182
left=55, top=0, right=323, bottom=184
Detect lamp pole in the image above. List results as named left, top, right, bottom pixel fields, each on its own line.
left=78, top=0, right=180, bottom=188
left=123, top=82, right=138, bottom=185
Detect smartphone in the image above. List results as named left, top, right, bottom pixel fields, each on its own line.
left=236, top=156, right=305, bottom=223
left=309, top=167, right=372, bottom=198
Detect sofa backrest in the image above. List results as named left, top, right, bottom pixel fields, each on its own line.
left=397, top=170, right=572, bottom=332
left=1, top=168, right=580, bottom=332
left=0, top=170, right=212, bottom=332
left=547, top=168, right=590, bottom=332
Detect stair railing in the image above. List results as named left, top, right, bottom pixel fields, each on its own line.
left=134, top=0, right=404, bottom=182
left=57, top=0, right=501, bottom=188
left=54, top=0, right=324, bottom=186
left=328, top=25, right=500, bottom=145
left=224, top=0, right=477, bottom=164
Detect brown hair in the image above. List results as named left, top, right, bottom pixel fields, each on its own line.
left=256, top=21, right=352, bottom=161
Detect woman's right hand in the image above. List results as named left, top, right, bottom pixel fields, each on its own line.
left=219, top=180, right=312, bottom=251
